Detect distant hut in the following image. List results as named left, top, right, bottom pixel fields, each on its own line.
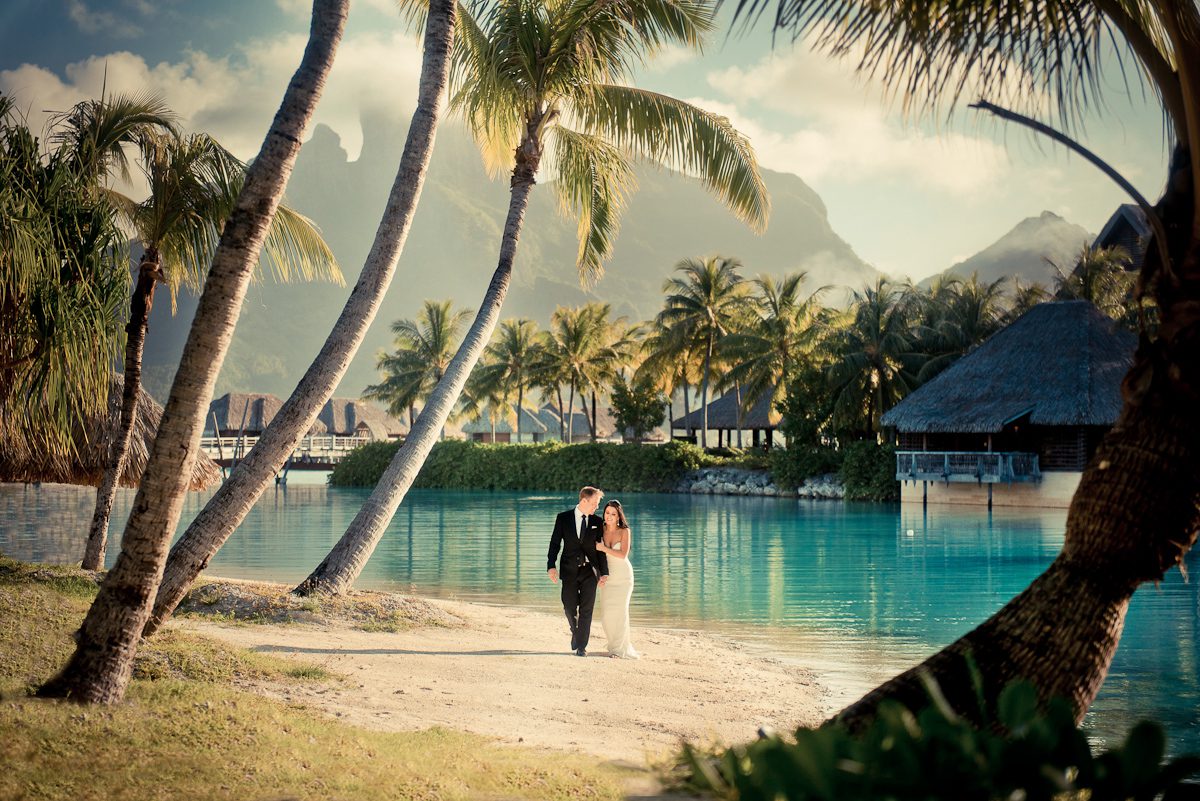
left=671, top=391, right=780, bottom=449
left=0, top=375, right=221, bottom=490
left=882, top=301, right=1135, bottom=507
left=318, top=398, right=407, bottom=440
left=206, top=392, right=328, bottom=437
left=462, top=406, right=548, bottom=443
left=534, top=403, right=617, bottom=443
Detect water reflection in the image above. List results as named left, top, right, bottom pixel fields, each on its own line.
left=1, top=482, right=1196, bottom=753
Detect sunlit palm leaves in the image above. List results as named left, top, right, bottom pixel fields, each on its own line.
left=449, top=0, right=769, bottom=285
left=1051, top=243, right=1136, bottom=322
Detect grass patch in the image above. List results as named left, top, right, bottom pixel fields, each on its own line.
left=0, top=558, right=630, bottom=801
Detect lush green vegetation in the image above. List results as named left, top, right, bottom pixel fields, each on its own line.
left=332, top=439, right=725, bottom=492
left=0, top=557, right=627, bottom=801
left=840, top=442, right=900, bottom=502
left=677, top=678, right=1199, bottom=801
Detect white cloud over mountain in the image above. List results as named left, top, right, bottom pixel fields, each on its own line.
left=0, top=28, right=422, bottom=161
left=703, top=51, right=1008, bottom=195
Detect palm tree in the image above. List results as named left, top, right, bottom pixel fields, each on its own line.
left=1051, top=243, right=1136, bottom=322
left=913, top=272, right=1009, bottom=383
left=81, top=126, right=341, bottom=572
left=364, top=299, right=471, bottom=439
left=826, top=278, right=918, bottom=437
left=722, top=271, right=829, bottom=418
left=477, top=318, right=540, bottom=442
left=144, top=0, right=457, bottom=638
left=637, top=316, right=703, bottom=440
left=734, top=0, right=1200, bottom=730
left=294, top=0, right=769, bottom=596
left=1, top=95, right=129, bottom=471
left=657, top=256, right=748, bottom=447
left=38, top=0, right=349, bottom=704
left=1004, top=277, right=1051, bottom=325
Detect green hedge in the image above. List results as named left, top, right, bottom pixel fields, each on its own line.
left=769, top=444, right=844, bottom=490
left=330, top=440, right=714, bottom=493
left=840, top=441, right=899, bottom=502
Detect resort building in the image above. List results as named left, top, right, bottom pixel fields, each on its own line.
left=882, top=301, right=1135, bottom=508
left=671, top=391, right=780, bottom=449
left=1095, top=203, right=1151, bottom=268
left=462, top=407, right=548, bottom=443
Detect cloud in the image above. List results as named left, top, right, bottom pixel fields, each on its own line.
left=0, top=28, right=423, bottom=161
left=701, top=50, right=1015, bottom=196
left=643, top=44, right=698, bottom=73
left=67, top=0, right=141, bottom=37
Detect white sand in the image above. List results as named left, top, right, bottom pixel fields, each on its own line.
left=181, top=595, right=836, bottom=766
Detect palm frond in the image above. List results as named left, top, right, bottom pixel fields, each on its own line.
left=576, top=85, right=769, bottom=232
left=551, top=126, right=635, bottom=284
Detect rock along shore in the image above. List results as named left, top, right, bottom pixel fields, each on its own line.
left=673, top=467, right=844, bottom=499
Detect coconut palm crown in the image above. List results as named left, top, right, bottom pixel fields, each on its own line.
left=450, top=0, right=770, bottom=283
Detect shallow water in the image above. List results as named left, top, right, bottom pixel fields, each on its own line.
left=2, top=482, right=1196, bottom=754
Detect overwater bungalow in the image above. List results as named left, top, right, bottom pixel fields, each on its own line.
left=671, top=391, right=780, bottom=449
left=0, top=375, right=221, bottom=490
left=882, top=300, right=1135, bottom=507
left=317, top=397, right=407, bottom=440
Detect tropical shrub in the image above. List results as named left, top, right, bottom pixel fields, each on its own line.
left=840, top=441, right=898, bottom=501
left=678, top=680, right=1200, bottom=801
left=609, top=374, right=668, bottom=443
left=769, top=444, right=843, bottom=490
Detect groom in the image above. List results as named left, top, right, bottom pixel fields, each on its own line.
left=548, top=486, right=609, bottom=656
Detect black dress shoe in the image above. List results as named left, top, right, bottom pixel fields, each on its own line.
left=575, top=648, right=587, bottom=657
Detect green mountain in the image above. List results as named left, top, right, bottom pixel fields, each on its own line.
left=143, top=112, right=879, bottom=399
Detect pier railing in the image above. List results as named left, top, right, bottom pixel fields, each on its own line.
left=895, top=451, right=1041, bottom=484
left=200, top=434, right=373, bottom=466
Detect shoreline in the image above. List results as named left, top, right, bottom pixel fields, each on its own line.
left=177, top=576, right=847, bottom=765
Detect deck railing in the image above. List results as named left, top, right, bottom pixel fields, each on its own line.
left=895, top=451, right=1041, bottom=484
left=200, top=434, right=373, bottom=465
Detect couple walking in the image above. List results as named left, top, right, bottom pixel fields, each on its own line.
left=547, top=486, right=639, bottom=659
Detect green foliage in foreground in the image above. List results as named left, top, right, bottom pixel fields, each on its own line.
left=840, top=441, right=899, bottom=502
left=0, top=558, right=628, bottom=801
left=679, top=681, right=1200, bottom=801
left=332, top=439, right=719, bottom=492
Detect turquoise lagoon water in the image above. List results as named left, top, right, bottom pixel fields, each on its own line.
left=1, top=482, right=1197, bottom=754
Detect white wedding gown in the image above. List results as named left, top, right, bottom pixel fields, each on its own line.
left=599, top=542, right=639, bottom=659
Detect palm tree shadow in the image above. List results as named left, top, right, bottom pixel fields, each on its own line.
left=252, top=645, right=566, bottom=657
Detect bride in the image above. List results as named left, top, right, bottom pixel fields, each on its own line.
left=595, top=499, right=639, bottom=659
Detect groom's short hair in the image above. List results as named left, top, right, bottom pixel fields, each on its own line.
left=579, top=486, right=602, bottom=501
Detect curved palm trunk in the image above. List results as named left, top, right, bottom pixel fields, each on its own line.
left=294, top=126, right=543, bottom=597
left=142, top=0, right=457, bottom=638
left=681, top=377, right=690, bottom=441
left=555, top=386, right=566, bottom=440
left=836, top=145, right=1200, bottom=730
left=37, top=0, right=347, bottom=704
left=82, top=249, right=161, bottom=571
left=590, top=389, right=598, bottom=441
left=699, top=335, right=713, bottom=448
left=515, top=384, right=523, bottom=442
left=567, top=382, right=577, bottom=442
left=580, top=391, right=593, bottom=440
left=734, top=381, right=743, bottom=448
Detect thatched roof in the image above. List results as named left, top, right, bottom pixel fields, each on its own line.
left=536, top=404, right=617, bottom=439
left=1095, top=204, right=1150, bottom=270
left=207, top=392, right=327, bottom=436
left=672, top=390, right=780, bottom=430
left=461, top=406, right=548, bottom=435
left=0, top=375, right=222, bottom=490
left=881, top=301, right=1135, bottom=434
left=318, top=398, right=406, bottom=438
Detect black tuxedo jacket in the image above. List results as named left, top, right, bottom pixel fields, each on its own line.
left=547, top=508, right=609, bottom=578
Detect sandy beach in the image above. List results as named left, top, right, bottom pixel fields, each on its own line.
left=179, top=588, right=835, bottom=767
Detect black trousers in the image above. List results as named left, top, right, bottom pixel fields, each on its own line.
left=561, top=563, right=598, bottom=651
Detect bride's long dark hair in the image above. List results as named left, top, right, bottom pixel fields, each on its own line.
left=604, top=500, right=629, bottom=529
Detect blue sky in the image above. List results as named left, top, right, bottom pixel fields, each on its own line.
left=0, top=0, right=1173, bottom=280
